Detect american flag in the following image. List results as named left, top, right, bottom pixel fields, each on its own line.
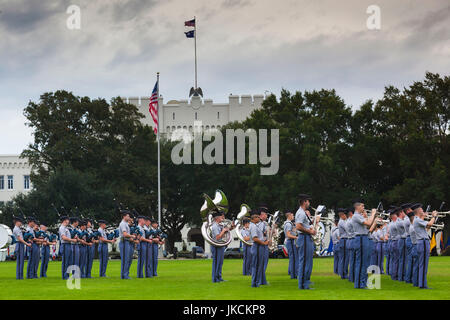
left=149, top=80, right=159, bottom=134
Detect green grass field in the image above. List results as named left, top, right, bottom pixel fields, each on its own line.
left=1, top=257, right=449, bottom=300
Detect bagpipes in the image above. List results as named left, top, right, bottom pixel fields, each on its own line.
left=106, top=228, right=119, bottom=241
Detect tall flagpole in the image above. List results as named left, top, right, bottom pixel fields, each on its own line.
left=157, top=72, right=161, bottom=227
left=194, top=16, right=197, bottom=89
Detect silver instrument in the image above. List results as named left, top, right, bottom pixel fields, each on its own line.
left=267, top=211, right=281, bottom=251
left=0, top=224, right=13, bottom=249
left=200, top=189, right=232, bottom=247
left=235, top=204, right=252, bottom=246
left=310, top=205, right=326, bottom=250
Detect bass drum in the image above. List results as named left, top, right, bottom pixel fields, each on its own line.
left=0, top=224, right=13, bottom=249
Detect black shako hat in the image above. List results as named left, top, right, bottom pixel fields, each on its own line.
left=401, top=203, right=412, bottom=210
left=60, top=216, right=69, bottom=222
left=13, top=216, right=24, bottom=223
left=298, top=194, right=312, bottom=202
left=411, top=203, right=423, bottom=210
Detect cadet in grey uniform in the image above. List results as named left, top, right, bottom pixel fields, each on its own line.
left=351, top=200, right=376, bottom=289
left=119, top=210, right=135, bottom=279
left=388, top=208, right=400, bottom=280
left=412, top=203, right=437, bottom=289
left=13, top=217, right=31, bottom=280
left=98, top=220, right=115, bottom=277
left=295, top=194, right=316, bottom=290
left=346, top=208, right=356, bottom=283
left=250, top=210, right=267, bottom=287
left=210, top=210, right=229, bottom=282
left=241, top=218, right=252, bottom=276
left=337, top=209, right=349, bottom=279
left=407, top=211, right=418, bottom=286
left=257, top=205, right=270, bottom=285
left=331, top=215, right=340, bottom=275
left=85, top=219, right=96, bottom=278
left=284, top=211, right=298, bottom=279
left=396, top=207, right=408, bottom=281
left=401, top=203, right=413, bottom=283
left=59, top=216, right=76, bottom=280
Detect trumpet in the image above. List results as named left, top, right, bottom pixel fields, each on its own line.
left=423, top=211, right=450, bottom=219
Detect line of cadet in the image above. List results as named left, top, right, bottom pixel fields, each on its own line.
left=12, top=216, right=57, bottom=279
left=12, top=211, right=165, bottom=280
left=331, top=202, right=438, bottom=289
left=212, top=195, right=327, bottom=289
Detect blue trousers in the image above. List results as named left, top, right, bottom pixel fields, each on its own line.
left=297, top=234, right=313, bottom=289
left=40, top=245, right=50, bottom=278
left=390, top=240, right=399, bottom=280
left=61, top=243, right=72, bottom=280
left=385, top=241, right=391, bottom=275
left=211, top=246, right=225, bottom=282
left=27, top=243, right=40, bottom=279
left=16, top=243, right=25, bottom=279
left=98, top=243, right=108, bottom=277
left=417, top=239, right=430, bottom=288
left=411, top=244, right=419, bottom=287
left=348, top=238, right=355, bottom=282
left=376, top=242, right=384, bottom=274
left=251, top=243, right=265, bottom=287
left=145, top=242, right=153, bottom=278
left=262, top=245, right=269, bottom=285
left=70, top=244, right=80, bottom=276
left=338, top=238, right=349, bottom=279
left=286, top=239, right=298, bottom=278
left=333, top=242, right=340, bottom=275
left=79, top=245, right=87, bottom=278
left=242, top=245, right=252, bottom=276
left=369, top=239, right=377, bottom=267
left=404, top=237, right=413, bottom=283
left=86, top=244, right=95, bottom=278
left=152, top=243, right=159, bottom=276
left=354, top=235, right=370, bottom=289
left=119, top=240, right=132, bottom=279
left=397, top=238, right=406, bottom=281
left=137, top=241, right=147, bottom=278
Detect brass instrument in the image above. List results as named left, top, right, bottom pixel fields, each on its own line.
left=200, top=190, right=232, bottom=247
left=235, top=204, right=252, bottom=246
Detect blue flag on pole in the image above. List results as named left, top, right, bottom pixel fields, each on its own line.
left=185, top=30, right=195, bottom=38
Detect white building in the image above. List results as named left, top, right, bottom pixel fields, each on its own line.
left=123, top=94, right=264, bottom=139
left=0, top=155, right=32, bottom=206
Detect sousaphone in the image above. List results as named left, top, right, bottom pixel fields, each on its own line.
left=235, top=204, right=252, bottom=246
left=200, top=190, right=232, bottom=247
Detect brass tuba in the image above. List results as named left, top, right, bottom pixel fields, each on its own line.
left=235, top=204, right=252, bottom=246
left=200, top=190, right=232, bottom=247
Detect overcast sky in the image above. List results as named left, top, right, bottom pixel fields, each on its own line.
left=1, top=0, right=449, bottom=154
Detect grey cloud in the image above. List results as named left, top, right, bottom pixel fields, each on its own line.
left=0, top=0, right=67, bottom=33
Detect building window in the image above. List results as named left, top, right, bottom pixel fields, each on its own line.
left=195, top=112, right=197, bottom=120
left=0, top=175, right=4, bottom=190
left=7, top=175, right=13, bottom=190
left=173, top=112, right=175, bottom=120
left=217, top=112, right=220, bottom=119
left=24, top=175, right=30, bottom=190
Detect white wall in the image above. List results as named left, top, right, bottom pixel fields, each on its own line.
left=0, top=155, right=32, bottom=204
